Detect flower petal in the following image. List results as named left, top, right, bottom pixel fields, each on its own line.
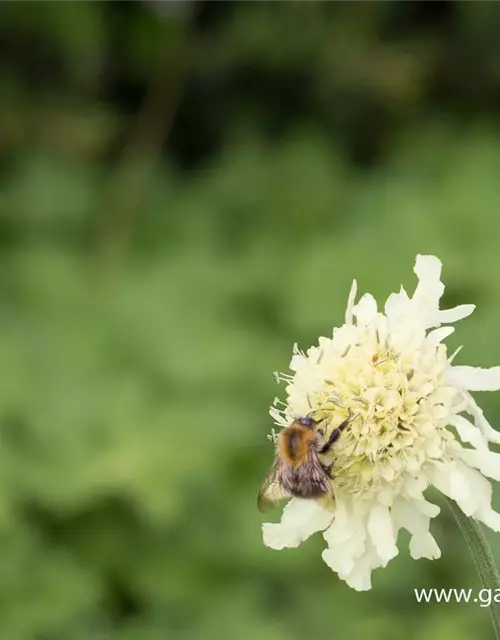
left=477, top=507, right=500, bottom=532
left=450, top=414, right=488, bottom=451
left=425, top=327, right=454, bottom=350
left=394, top=498, right=439, bottom=561
left=262, top=499, right=333, bottom=550
left=431, top=462, right=471, bottom=507
left=345, top=279, right=357, bottom=326
left=343, top=562, right=373, bottom=591
left=384, top=287, right=410, bottom=326
left=465, top=392, right=500, bottom=444
left=410, top=532, right=441, bottom=560
left=353, top=293, right=377, bottom=328
left=367, top=503, right=398, bottom=564
left=322, top=500, right=371, bottom=578
left=414, top=254, right=443, bottom=284
left=322, top=529, right=366, bottom=576
left=341, top=542, right=385, bottom=591
left=415, top=499, right=441, bottom=519
left=436, top=305, right=475, bottom=325
left=392, top=497, right=431, bottom=535
left=412, top=255, right=444, bottom=325
left=322, top=499, right=352, bottom=545
left=391, top=497, right=441, bottom=560
left=459, top=449, right=500, bottom=481
left=436, top=463, right=495, bottom=521
left=446, top=366, right=500, bottom=391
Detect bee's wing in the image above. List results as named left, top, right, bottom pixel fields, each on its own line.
left=298, top=448, right=337, bottom=502
left=257, top=457, right=292, bottom=513
left=321, top=471, right=336, bottom=505
left=315, top=466, right=337, bottom=511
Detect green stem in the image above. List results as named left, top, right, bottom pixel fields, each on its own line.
left=445, top=496, right=500, bottom=639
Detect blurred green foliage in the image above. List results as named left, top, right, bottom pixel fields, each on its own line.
left=1, top=1, right=500, bottom=639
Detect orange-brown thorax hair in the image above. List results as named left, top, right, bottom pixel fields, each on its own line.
left=278, top=422, right=316, bottom=468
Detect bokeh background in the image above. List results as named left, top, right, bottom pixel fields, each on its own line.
left=2, top=1, right=500, bottom=638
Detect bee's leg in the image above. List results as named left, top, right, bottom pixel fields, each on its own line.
left=322, top=463, right=334, bottom=478
left=318, top=417, right=350, bottom=455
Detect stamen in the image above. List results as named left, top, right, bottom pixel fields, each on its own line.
left=272, top=397, right=288, bottom=408
left=267, top=428, right=278, bottom=443
left=448, top=345, right=463, bottom=363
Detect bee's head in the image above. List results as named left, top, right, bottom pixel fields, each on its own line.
left=296, top=416, right=316, bottom=429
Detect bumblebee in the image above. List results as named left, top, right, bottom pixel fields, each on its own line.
left=257, top=414, right=352, bottom=512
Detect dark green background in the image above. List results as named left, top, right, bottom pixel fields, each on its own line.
left=1, top=2, right=500, bottom=638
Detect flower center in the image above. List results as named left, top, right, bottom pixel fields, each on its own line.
left=282, top=323, right=459, bottom=500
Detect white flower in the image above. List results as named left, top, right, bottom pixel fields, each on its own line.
left=263, top=254, right=500, bottom=591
